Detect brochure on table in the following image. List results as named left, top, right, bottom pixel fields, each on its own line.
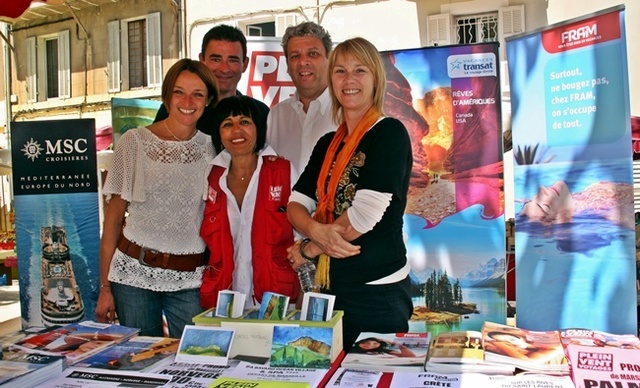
left=389, top=372, right=576, bottom=388
left=44, top=367, right=172, bottom=387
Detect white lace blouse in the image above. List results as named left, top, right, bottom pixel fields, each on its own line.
left=103, top=127, right=214, bottom=291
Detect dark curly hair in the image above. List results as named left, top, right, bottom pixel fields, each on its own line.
left=210, top=95, right=266, bottom=154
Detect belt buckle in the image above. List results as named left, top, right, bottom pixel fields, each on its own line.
left=138, top=247, right=158, bottom=267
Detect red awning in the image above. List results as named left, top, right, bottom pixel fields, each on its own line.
left=96, top=125, right=113, bottom=151
left=0, top=0, right=64, bottom=19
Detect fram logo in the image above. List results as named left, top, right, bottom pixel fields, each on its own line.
left=541, top=11, right=620, bottom=53
left=561, top=24, right=597, bottom=44
left=246, top=50, right=295, bottom=108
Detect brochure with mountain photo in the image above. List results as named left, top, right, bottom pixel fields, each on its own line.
left=175, top=325, right=235, bottom=366
left=270, top=325, right=333, bottom=369
left=258, top=292, right=290, bottom=320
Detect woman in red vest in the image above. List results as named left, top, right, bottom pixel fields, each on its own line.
left=200, top=95, right=301, bottom=309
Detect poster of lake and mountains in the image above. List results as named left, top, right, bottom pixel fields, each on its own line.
left=382, top=43, right=507, bottom=336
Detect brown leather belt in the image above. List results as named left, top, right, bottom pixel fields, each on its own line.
left=117, top=235, right=205, bottom=272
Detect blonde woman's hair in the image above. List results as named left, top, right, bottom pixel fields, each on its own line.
left=327, top=37, right=386, bottom=124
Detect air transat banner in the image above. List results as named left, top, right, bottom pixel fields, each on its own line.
left=11, top=119, right=100, bottom=328
left=240, top=39, right=506, bottom=335
left=506, top=6, right=636, bottom=333
left=381, top=43, right=505, bottom=335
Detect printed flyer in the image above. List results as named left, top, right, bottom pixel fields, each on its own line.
left=567, top=344, right=640, bottom=388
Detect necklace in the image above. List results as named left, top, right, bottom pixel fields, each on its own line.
left=163, top=120, right=195, bottom=141
left=230, top=160, right=257, bottom=182
left=232, top=172, right=249, bottom=181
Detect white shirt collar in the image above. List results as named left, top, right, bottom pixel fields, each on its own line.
left=211, top=145, right=278, bottom=168
left=291, top=87, right=332, bottom=114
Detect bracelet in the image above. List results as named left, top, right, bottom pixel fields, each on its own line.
left=100, top=284, right=111, bottom=288
left=299, top=238, right=318, bottom=262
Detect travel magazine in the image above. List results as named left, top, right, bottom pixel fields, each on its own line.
left=0, top=349, right=66, bottom=387
left=73, top=336, right=179, bottom=371
left=10, top=320, right=140, bottom=365
left=481, top=321, right=569, bottom=375
left=559, top=328, right=640, bottom=349
left=566, top=343, right=640, bottom=388
left=341, top=332, right=431, bottom=373
left=424, top=330, right=515, bottom=375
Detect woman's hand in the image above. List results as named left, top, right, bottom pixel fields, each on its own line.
left=286, top=240, right=306, bottom=271
left=307, top=222, right=360, bottom=258
left=95, top=288, right=116, bottom=324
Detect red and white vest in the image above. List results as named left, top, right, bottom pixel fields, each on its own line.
left=199, top=156, right=300, bottom=309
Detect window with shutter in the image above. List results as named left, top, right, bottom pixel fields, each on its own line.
left=58, top=30, right=70, bottom=99
left=112, top=12, right=162, bottom=91
left=427, top=13, right=451, bottom=46
left=45, top=38, right=59, bottom=99
left=107, top=20, right=121, bottom=93
left=146, top=12, right=162, bottom=87
left=26, top=36, right=37, bottom=102
left=275, top=14, right=297, bottom=37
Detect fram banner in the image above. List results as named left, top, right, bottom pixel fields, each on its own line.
left=11, top=119, right=100, bottom=328
left=381, top=43, right=505, bottom=335
left=507, top=6, right=636, bottom=333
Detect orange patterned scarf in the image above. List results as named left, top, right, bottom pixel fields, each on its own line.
left=314, top=106, right=381, bottom=289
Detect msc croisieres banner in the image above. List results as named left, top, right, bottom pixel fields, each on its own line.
left=11, top=119, right=100, bottom=328
left=507, top=6, right=636, bottom=334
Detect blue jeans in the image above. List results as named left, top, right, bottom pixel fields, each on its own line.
left=111, top=283, right=203, bottom=339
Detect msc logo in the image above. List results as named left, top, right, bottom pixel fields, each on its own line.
left=21, top=138, right=43, bottom=161
left=21, top=138, right=88, bottom=161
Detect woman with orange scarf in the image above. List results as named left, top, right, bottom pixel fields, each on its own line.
left=286, top=37, right=413, bottom=350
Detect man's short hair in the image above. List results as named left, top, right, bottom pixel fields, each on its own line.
left=201, top=24, right=248, bottom=59
left=281, top=21, right=332, bottom=58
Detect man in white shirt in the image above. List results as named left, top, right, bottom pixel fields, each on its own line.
left=267, top=22, right=336, bottom=173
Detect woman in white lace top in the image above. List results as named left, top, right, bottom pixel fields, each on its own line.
left=96, top=59, right=218, bottom=338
